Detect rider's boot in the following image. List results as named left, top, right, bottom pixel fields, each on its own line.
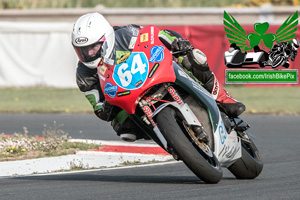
left=202, top=71, right=246, bottom=117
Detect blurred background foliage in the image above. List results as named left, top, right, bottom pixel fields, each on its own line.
left=1, top=0, right=300, bottom=9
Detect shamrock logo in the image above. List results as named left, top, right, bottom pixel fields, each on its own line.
left=247, top=22, right=276, bottom=49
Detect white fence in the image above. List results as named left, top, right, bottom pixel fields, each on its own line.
left=0, top=21, right=78, bottom=87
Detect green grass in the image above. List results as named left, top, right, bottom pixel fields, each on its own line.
left=0, top=86, right=299, bottom=115
left=0, top=87, right=91, bottom=113
left=224, top=85, right=300, bottom=115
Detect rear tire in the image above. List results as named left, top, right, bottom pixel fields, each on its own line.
left=156, top=107, right=223, bottom=183
left=228, top=139, right=263, bottom=179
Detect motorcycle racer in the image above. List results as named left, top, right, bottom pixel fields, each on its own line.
left=72, top=12, right=246, bottom=141
left=265, top=38, right=299, bottom=68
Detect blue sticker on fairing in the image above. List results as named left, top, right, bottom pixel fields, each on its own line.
left=104, top=82, right=118, bottom=98
left=149, top=46, right=165, bottom=63
left=113, top=52, right=149, bottom=90
left=219, top=121, right=227, bottom=144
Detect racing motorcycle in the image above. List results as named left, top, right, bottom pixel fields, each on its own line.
left=98, top=25, right=263, bottom=183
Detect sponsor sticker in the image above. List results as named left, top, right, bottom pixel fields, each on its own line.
left=117, top=52, right=131, bottom=65
left=117, top=91, right=131, bottom=97
left=150, top=26, right=155, bottom=44
left=127, top=24, right=139, bottom=37
left=99, top=75, right=106, bottom=81
left=219, top=121, right=227, bottom=145
left=135, top=80, right=143, bottom=88
left=140, top=33, right=149, bottom=42
left=168, top=86, right=183, bottom=105
left=148, top=63, right=159, bottom=78
left=143, top=106, right=156, bottom=126
left=104, top=82, right=118, bottom=98
left=132, top=28, right=139, bottom=37
left=129, top=37, right=137, bottom=49
left=211, top=75, right=219, bottom=99
left=99, top=65, right=107, bottom=75
left=103, top=57, right=114, bottom=65
left=149, top=46, right=165, bottom=63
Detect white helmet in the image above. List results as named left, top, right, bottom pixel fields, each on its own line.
left=72, top=12, right=114, bottom=68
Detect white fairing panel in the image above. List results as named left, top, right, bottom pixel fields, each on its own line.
left=213, top=114, right=242, bottom=167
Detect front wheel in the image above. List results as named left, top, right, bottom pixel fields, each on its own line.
left=156, top=107, right=223, bottom=183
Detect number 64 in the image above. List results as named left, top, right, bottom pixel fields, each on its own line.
left=117, top=54, right=147, bottom=87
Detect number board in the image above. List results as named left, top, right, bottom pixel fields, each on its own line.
left=113, top=52, right=149, bottom=90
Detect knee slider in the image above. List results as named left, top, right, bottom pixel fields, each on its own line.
left=182, top=49, right=209, bottom=71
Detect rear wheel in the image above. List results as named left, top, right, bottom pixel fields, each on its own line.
left=228, top=137, right=263, bottom=179
left=156, top=107, right=223, bottom=183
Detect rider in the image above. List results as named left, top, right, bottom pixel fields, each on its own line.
left=266, top=38, right=299, bottom=68
left=72, top=12, right=246, bottom=141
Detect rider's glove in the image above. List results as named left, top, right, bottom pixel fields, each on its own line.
left=94, top=107, right=108, bottom=121
left=181, top=49, right=209, bottom=71
left=94, top=100, right=117, bottom=121
left=171, top=38, right=192, bottom=56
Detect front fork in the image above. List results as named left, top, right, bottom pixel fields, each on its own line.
left=138, top=84, right=206, bottom=149
left=139, top=84, right=203, bottom=129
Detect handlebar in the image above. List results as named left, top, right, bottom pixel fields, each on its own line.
left=171, top=46, right=194, bottom=55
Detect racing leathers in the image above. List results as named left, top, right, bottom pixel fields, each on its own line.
left=76, top=24, right=245, bottom=141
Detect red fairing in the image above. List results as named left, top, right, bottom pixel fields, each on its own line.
left=98, top=25, right=176, bottom=114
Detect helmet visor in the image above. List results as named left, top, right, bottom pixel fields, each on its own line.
left=74, top=36, right=106, bottom=63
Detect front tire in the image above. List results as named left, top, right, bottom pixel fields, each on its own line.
left=156, top=107, right=223, bottom=183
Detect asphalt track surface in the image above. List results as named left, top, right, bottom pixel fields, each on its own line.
left=0, top=113, right=119, bottom=140
left=0, top=114, right=300, bottom=200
